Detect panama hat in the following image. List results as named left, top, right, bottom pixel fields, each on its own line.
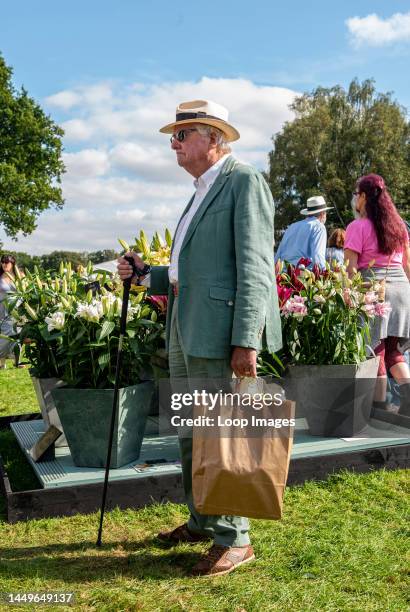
left=159, top=99, right=240, bottom=142
left=300, top=195, right=333, bottom=216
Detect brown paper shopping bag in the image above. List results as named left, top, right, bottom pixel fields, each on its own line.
left=192, top=378, right=295, bottom=520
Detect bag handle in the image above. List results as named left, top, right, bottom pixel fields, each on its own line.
left=365, top=344, right=377, bottom=359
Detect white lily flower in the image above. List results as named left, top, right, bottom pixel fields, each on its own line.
left=126, top=305, right=140, bottom=322
left=45, top=311, right=65, bottom=331
left=76, top=302, right=102, bottom=323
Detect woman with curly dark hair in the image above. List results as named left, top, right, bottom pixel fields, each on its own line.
left=344, top=174, right=410, bottom=416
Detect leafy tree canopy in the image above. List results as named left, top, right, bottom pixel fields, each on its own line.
left=266, top=78, right=410, bottom=236
left=0, top=54, right=65, bottom=239
left=0, top=249, right=119, bottom=272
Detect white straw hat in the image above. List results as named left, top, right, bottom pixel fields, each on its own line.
left=159, top=99, right=240, bottom=142
left=300, top=195, right=333, bottom=215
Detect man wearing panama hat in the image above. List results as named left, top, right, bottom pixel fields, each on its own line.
left=275, top=195, right=333, bottom=268
left=118, top=99, right=282, bottom=577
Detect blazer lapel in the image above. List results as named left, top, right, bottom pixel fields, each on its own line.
left=179, top=156, right=237, bottom=254
left=171, top=193, right=195, bottom=256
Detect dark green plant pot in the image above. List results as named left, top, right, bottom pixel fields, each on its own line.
left=287, top=357, right=380, bottom=437
left=51, top=382, right=154, bottom=468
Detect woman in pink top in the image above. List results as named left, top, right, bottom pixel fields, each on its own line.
left=345, top=173, right=410, bottom=416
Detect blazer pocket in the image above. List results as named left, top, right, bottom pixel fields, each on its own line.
left=206, top=204, right=232, bottom=216
left=209, top=287, right=235, bottom=306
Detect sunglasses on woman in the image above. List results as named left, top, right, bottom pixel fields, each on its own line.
left=170, top=128, right=199, bottom=143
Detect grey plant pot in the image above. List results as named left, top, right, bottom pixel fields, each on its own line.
left=287, top=357, right=380, bottom=437
left=51, top=381, right=154, bottom=468
left=30, top=375, right=67, bottom=447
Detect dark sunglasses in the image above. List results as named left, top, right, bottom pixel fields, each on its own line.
left=170, top=128, right=198, bottom=143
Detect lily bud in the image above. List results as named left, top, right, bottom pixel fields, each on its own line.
left=165, top=228, right=173, bottom=247
left=66, top=262, right=72, bottom=281
left=24, top=303, right=38, bottom=320
left=101, top=296, right=109, bottom=315
left=140, top=232, right=150, bottom=258
left=118, top=238, right=130, bottom=252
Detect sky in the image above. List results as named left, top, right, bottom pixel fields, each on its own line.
left=1, top=0, right=410, bottom=255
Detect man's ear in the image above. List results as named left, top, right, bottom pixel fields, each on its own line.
left=208, top=131, right=218, bottom=150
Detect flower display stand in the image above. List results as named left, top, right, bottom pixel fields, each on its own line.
left=1, top=412, right=409, bottom=523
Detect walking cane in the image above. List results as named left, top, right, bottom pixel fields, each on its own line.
left=96, top=255, right=138, bottom=547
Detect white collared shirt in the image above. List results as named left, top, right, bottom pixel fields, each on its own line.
left=168, top=154, right=230, bottom=284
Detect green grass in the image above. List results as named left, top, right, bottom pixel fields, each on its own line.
left=0, top=365, right=409, bottom=611
left=0, top=360, right=39, bottom=417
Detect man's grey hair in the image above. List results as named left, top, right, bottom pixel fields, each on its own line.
left=196, top=124, right=231, bottom=154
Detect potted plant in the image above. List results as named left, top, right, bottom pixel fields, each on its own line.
left=276, top=259, right=389, bottom=436
left=119, top=230, right=172, bottom=418
left=9, top=246, right=168, bottom=467
left=4, top=264, right=68, bottom=445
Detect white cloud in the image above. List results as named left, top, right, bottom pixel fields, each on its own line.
left=346, top=11, right=410, bottom=47
left=62, top=175, right=191, bottom=207
left=46, top=82, right=114, bottom=109
left=115, top=209, right=146, bottom=221
left=69, top=209, right=94, bottom=223
left=45, top=90, right=82, bottom=110
left=62, top=119, right=93, bottom=141
left=63, top=149, right=110, bottom=177
left=1, top=77, right=298, bottom=254
left=109, top=142, right=181, bottom=182
left=52, top=77, right=296, bottom=148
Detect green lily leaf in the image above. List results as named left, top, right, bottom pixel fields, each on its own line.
left=99, top=320, right=116, bottom=341
left=98, top=352, right=111, bottom=370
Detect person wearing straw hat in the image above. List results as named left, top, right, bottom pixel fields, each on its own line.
left=275, top=195, right=333, bottom=269
left=118, top=99, right=282, bottom=577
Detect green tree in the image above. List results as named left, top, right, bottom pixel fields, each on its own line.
left=88, top=249, right=118, bottom=264
left=0, top=54, right=65, bottom=239
left=39, top=251, right=89, bottom=271
left=267, top=79, right=410, bottom=237
left=0, top=249, right=120, bottom=273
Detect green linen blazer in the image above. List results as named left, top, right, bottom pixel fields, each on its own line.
left=149, top=155, right=282, bottom=359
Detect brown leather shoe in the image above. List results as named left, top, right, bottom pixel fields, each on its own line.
left=157, top=523, right=212, bottom=544
left=190, top=544, right=255, bottom=577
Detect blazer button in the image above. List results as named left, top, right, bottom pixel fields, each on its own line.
left=227, top=300, right=234, bottom=306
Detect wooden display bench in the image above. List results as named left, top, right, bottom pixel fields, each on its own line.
left=0, top=412, right=409, bottom=523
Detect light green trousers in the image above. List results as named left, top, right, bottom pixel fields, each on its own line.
left=168, top=298, right=250, bottom=547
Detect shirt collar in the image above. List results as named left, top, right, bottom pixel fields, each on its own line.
left=306, top=216, right=320, bottom=223
left=194, top=154, right=230, bottom=190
